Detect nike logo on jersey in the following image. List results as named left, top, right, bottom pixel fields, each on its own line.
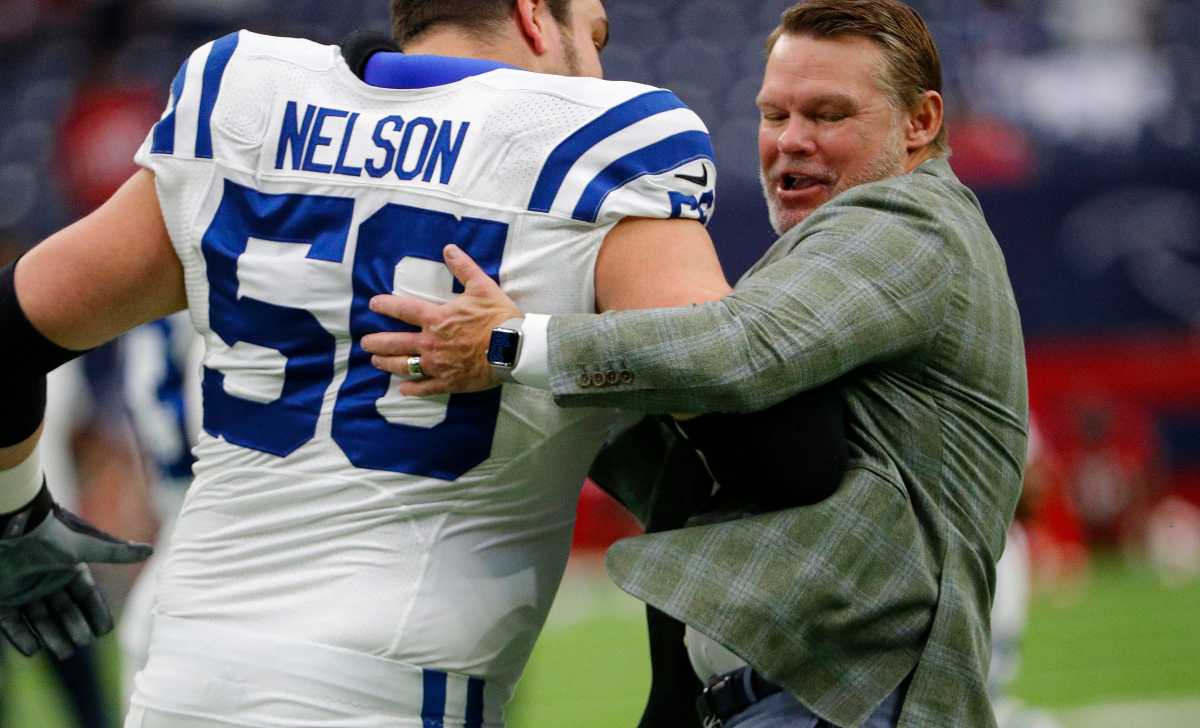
left=675, top=164, right=709, bottom=188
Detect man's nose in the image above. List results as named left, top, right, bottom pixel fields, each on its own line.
left=777, top=118, right=817, bottom=156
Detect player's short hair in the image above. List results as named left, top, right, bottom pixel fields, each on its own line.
left=391, top=0, right=575, bottom=47
left=767, top=0, right=948, bottom=154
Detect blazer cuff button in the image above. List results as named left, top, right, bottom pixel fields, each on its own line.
left=577, top=373, right=592, bottom=389
left=620, top=371, right=634, bottom=384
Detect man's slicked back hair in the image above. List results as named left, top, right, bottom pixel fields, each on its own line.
left=768, top=0, right=948, bottom=154
left=391, top=0, right=574, bottom=47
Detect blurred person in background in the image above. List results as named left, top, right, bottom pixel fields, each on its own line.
left=990, top=419, right=1063, bottom=728
left=1060, top=398, right=1162, bottom=551
left=367, top=1, right=1028, bottom=726
left=0, top=18, right=174, bottom=719
left=115, top=313, right=200, bottom=708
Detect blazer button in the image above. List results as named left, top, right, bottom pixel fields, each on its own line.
left=577, top=373, right=592, bottom=389
left=606, top=370, right=620, bottom=385
left=591, top=372, right=608, bottom=388
left=620, top=370, right=635, bottom=384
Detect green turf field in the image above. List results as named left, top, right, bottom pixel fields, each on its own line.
left=3, top=558, right=1198, bottom=727
left=511, top=557, right=1200, bottom=728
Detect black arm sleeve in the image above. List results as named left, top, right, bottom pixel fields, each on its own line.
left=0, top=258, right=87, bottom=446
left=675, top=382, right=847, bottom=513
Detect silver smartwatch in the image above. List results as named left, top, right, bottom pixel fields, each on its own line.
left=486, top=318, right=524, bottom=383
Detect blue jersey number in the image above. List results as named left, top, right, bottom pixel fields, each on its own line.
left=201, top=179, right=505, bottom=479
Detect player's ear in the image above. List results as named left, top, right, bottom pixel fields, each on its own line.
left=514, top=0, right=551, bottom=56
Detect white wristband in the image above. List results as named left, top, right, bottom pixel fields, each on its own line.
left=0, top=443, right=44, bottom=514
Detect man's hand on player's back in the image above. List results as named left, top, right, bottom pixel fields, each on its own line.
left=364, top=243, right=521, bottom=396
left=363, top=216, right=731, bottom=395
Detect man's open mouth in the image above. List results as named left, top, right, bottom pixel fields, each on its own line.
left=780, top=174, right=827, bottom=191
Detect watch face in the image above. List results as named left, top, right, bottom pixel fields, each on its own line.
left=487, top=329, right=521, bottom=367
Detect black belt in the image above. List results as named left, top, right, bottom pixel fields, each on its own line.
left=695, top=666, right=784, bottom=727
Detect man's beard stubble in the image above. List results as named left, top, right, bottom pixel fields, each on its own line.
left=761, top=127, right=908, bottom=236
left=559, top=33, right=581, bottom=77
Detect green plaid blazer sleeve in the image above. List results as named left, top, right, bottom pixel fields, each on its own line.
left=547, top=180, right=956, bottom=414
left=547, top=159, right=1028, bottom=728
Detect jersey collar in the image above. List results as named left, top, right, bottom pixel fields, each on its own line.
left=364, top=53, right=515, bottom=90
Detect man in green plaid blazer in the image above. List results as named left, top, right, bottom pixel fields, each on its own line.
left=365, top=1, right=1028, bottom=725
left=558, top=150, right=1028, bottom=728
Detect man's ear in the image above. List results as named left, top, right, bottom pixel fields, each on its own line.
left=514, top=0, right=552, bottom=55
left=906, top=90, right=944, bottom=152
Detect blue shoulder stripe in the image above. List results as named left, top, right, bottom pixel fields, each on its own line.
left=195, top=32, right=240, bottom=160
left=528, top=90, right=686, bottom=213
left=150, top=59, right=189, bottom=155
left=420, top=669, right=447, bottom=726
left=464, top=677, right=485, bottom=728
left=365, top=53, right=514, bottom=89
left=572, top=130, right=714, bottom=223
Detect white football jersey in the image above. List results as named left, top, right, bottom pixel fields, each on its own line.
left=132, top=30, right=716, bottom=714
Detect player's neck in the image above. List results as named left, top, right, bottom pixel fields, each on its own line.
left=403, top=27, right=536, bottom=72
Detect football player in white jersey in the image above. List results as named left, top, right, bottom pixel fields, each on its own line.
left=117, top=312, right=202, bottom=706
left=0, top=1, right=734, bottom=725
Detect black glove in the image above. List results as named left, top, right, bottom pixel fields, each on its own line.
left=0, top=484, right=153, bottom=659
left=674, top=383, right=847, bottom=514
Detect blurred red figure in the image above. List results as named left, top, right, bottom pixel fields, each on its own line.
left=58, top=85, right=162, bottom=214
left=1054, top=397, right=1163, bottom=550
left=1015, top=415, right=1086, bottom=588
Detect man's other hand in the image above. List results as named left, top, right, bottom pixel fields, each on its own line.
left=0, top=485, right=153, bottom=659
left=363, top=244, right=521, bottom=396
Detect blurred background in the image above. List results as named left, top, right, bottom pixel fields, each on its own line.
left=1, top=0, right=1198, bottom=726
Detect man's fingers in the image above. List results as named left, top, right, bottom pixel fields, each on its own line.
left=48, top=588, right=93, bottom=650
left=397, top=377, right=452, bottom=398
left=73, top=534, right=154, bottom=565
left=66, top=566, right=113, bottom=636
left=369, top=295, right=438, bottom=327
left=0, top=608, right=41, bottom=657
left=444, top=245, right=499, bottom=294
left=361, top=332, right=422, bottom=357
left=371, top=355, right=428, bottom=379
left=53, top=509, right=154, bottom=565
left=25, top=598, right=74, bottom=660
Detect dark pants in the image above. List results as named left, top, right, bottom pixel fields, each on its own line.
left=0, top=645, right=111, bottom=728
left=726, top=676, right=908, bottom=728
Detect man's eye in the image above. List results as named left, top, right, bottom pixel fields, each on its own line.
left=820, top=113, right=848, bottom=123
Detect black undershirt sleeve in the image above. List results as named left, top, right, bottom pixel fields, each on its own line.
left=0, top=258, right=87, bottom=446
